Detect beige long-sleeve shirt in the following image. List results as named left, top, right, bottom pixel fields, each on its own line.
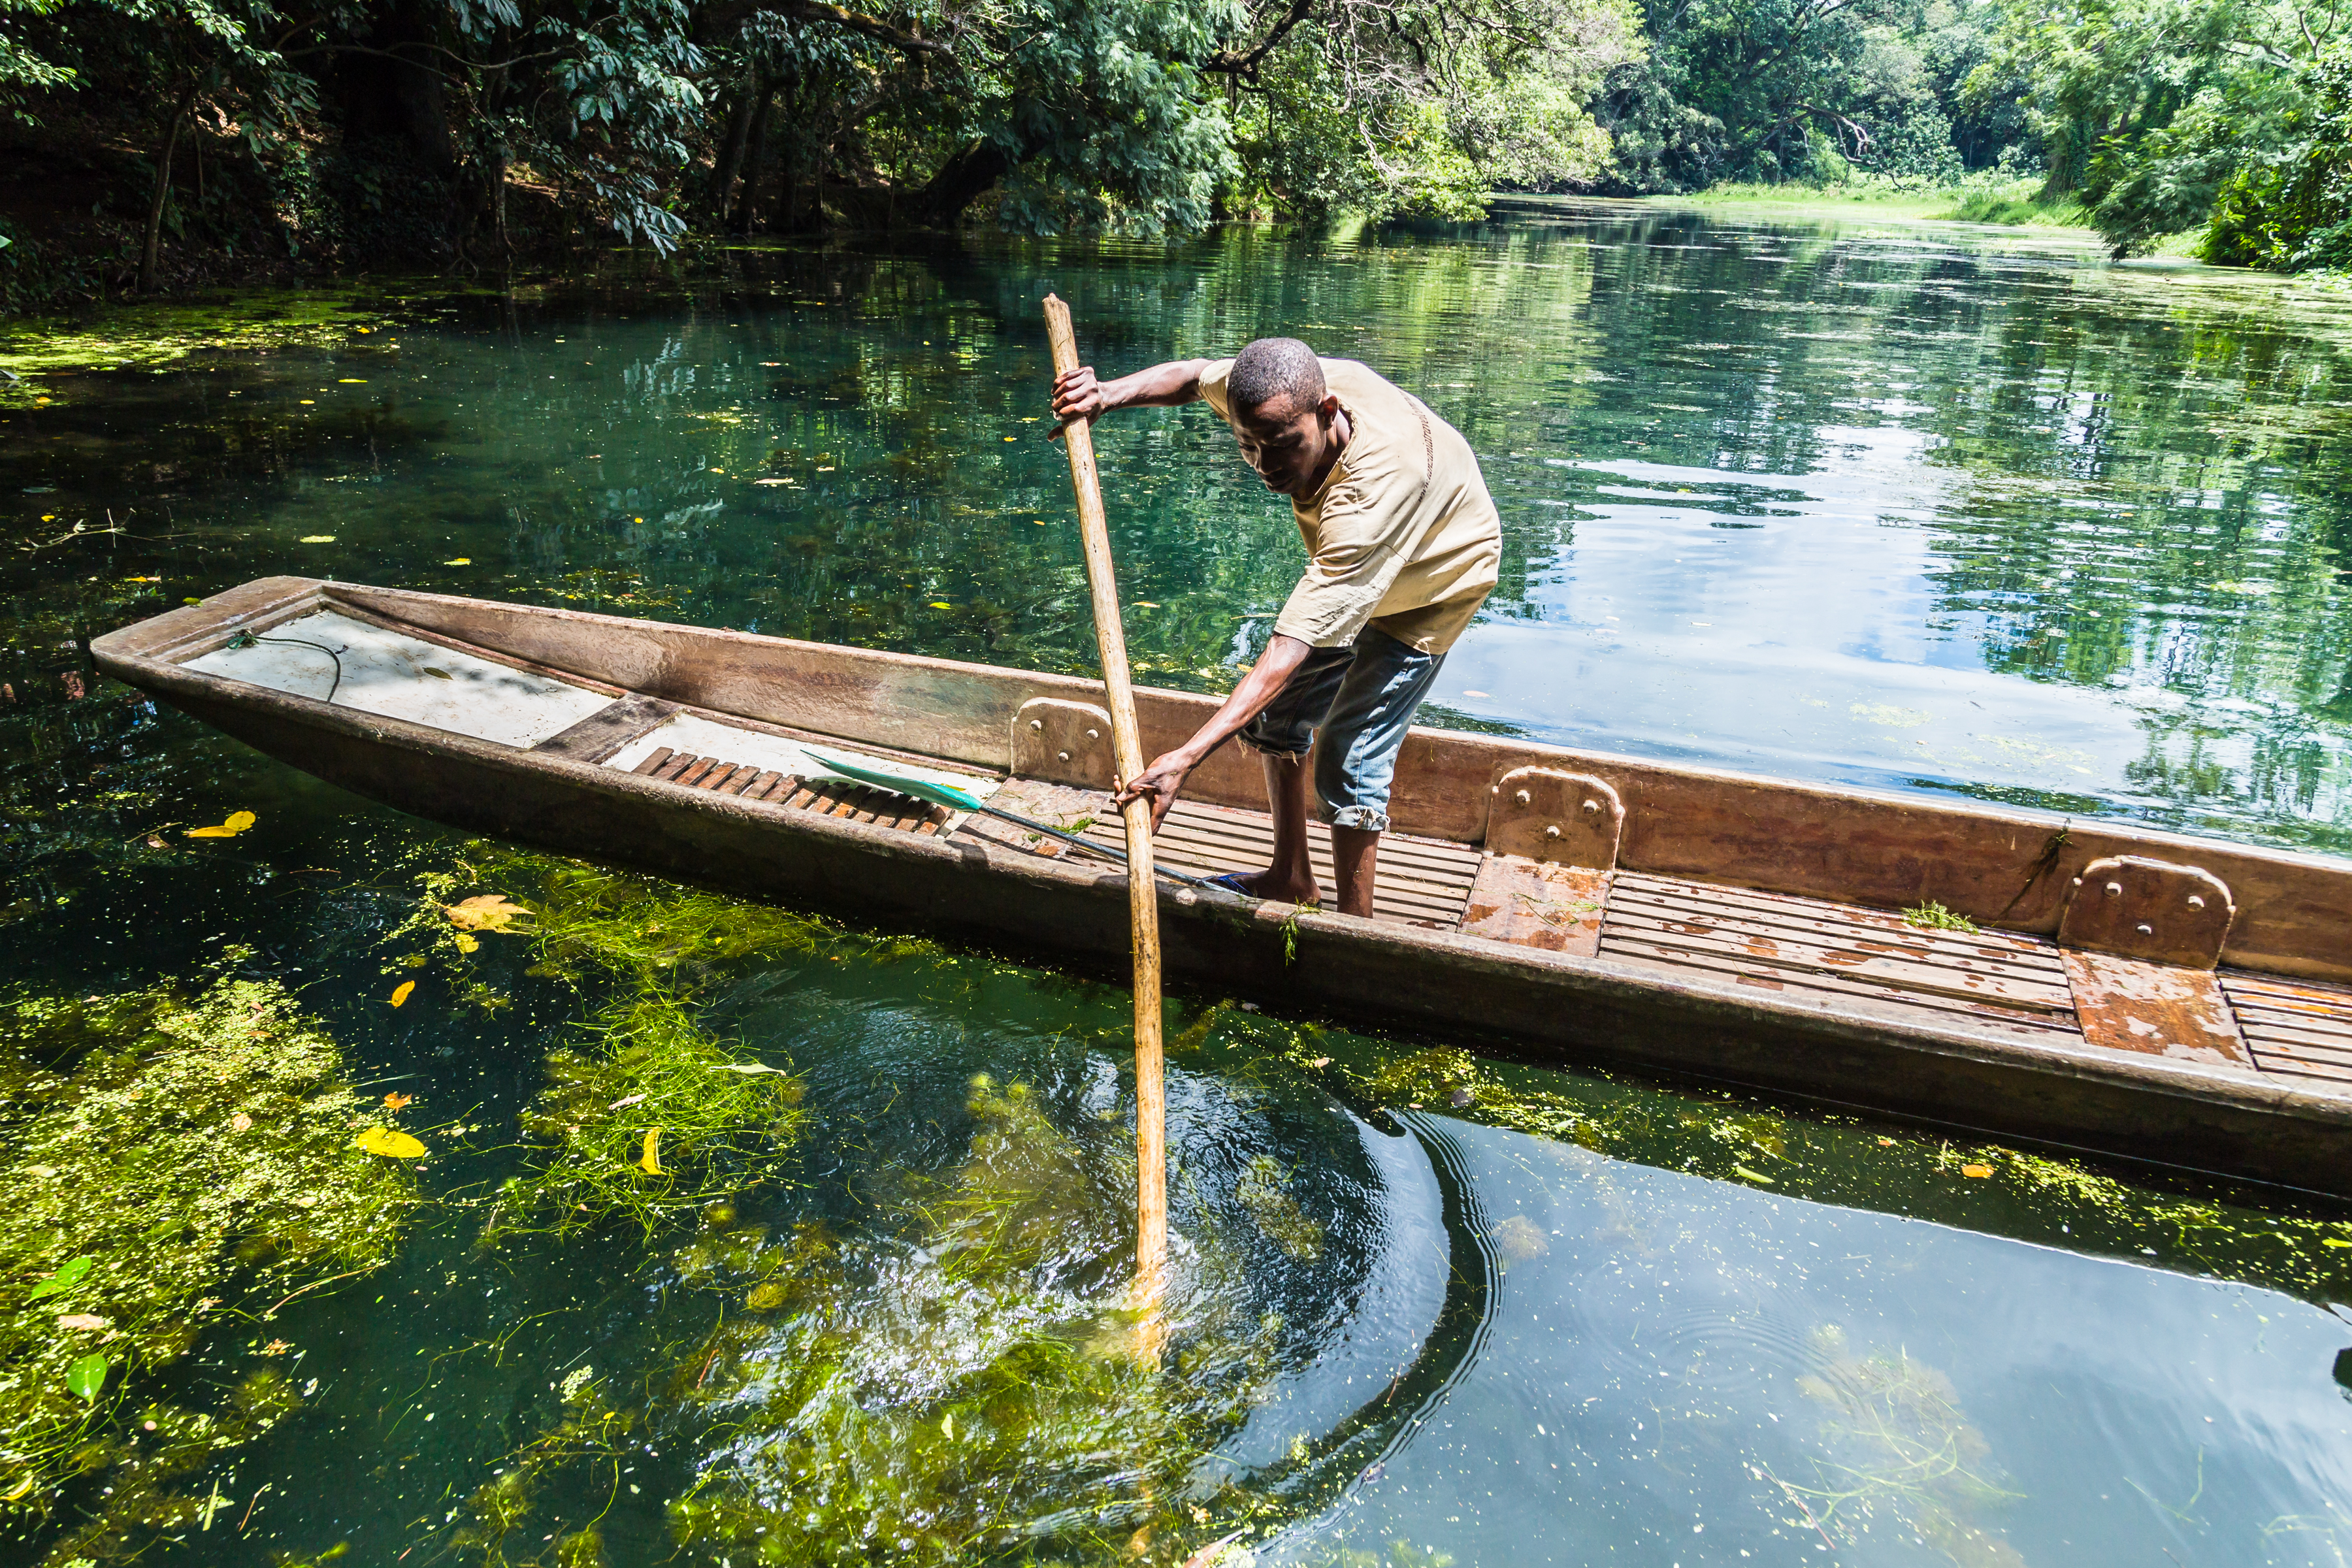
left=1200, top=356, right=1500, bottom=654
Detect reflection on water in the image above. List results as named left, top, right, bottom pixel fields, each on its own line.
left=5, top=206, right=2352, bottom=1565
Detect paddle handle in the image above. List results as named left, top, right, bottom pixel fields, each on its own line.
left=1043, top=292, right=1167, bottom=1294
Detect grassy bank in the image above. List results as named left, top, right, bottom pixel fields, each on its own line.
left=1654, top=177, right=2092, bottom=231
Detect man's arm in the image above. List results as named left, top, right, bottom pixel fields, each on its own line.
left=1049, top=358, right=1210, bottom=440
left=1111, top=632, right=1313, bottom=828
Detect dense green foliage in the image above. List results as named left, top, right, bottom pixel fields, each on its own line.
left=1595, top=0, right=2352, bottom=267
left=0, top=0, right=1639, bottom=303
left=3, top=0, right=2349, bottom=300
left=1976, top=0, right=2349, bottom=259
left=1597, top=0, right=2025, bottom=191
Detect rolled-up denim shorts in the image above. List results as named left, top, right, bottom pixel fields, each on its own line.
left=1235, top=628, right=1444, bottom=834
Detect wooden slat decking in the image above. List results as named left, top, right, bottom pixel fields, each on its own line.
left=632, top=747, right=948, bottom=833
left=947, top=778, right=1482, bottom=930
left=1105, top=798, right=1482, bottom=929
left=626, top=747, right=2352, bottom=1094
left=1595, top=871, right=2082, bottom=1039
left=2219, top=972, right=2352, bottom=1088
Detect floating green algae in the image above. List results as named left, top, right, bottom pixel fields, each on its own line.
left=0, top=290, right=410, bottom=405
left=448, top=1070, right=1326, bottom=1568
left=401, top=848, right=815, bottom=1240
left=0, top=968, right=418, bottom=1548
left=666, top=1072, right=1288, bottom=1566
left=1242, top=1034, right=2352, bottom=1305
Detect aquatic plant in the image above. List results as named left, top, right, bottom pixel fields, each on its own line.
left=663, top=1072, right=1288, bottom=1566
left=406, top=849, right=816, bottom=1240
left=1903, top=900, right=1981, bottom=934
left=1765, top=1324, right=2028, bottom=1567
left=455, top=1070, right=1315, bottom=1568
left=0, top=971, right=417, bottom=1547
left=1236, top=1156, right=1325, bottom=1262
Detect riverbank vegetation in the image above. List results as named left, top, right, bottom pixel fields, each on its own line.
left=0, top=0, right=1642, bottom=308
left=1, top=0, right=2347, bottom=305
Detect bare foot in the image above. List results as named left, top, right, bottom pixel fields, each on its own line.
left=1218, top=866, right=1320, bottom=904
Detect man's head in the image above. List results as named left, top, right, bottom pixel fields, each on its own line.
left=1226, top=337, right=1341, bottom=497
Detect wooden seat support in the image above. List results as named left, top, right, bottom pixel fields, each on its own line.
left=2056, top=857, right=2251, bottom=1068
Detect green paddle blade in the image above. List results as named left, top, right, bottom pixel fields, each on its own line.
left=800, top=748, right=987, bottom=814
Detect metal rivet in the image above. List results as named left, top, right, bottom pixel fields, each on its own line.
left=2186, top=894, right=2206, bottom=910
left=1057, top=750, right=1070, bottom=762
left=1086, top=728, right=1100, bottom=740
left=1582, top=799, right=1601, bottom=815
left=1544, top=825, right=1561, bottom=839
left=1514, top=789, right=1531, bottom=806
left=2104, top=881, right=2123, bottom=898
left=2136, top=923, right=2154, bottom=936
left=2070, top=876, right=2083, bottom=889
left=1029, top=719, right=1043, bottom=731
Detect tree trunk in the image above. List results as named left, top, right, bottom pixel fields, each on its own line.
left=713, top=67, right=762, bottom=224
left=139, top=79, right=200, bottom=293
left=911, top=138, right=1020, bottom=229
left=736, top=86, right=779, bottom=232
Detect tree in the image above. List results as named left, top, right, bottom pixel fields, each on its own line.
left=2202, top=38, right=2352, bottom=267
left=1981, top=0, right=2344, bottom=254
left=1212, top=0, right=1641, bottom=219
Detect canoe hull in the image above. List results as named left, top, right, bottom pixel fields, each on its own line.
left=138, top=661, right=2352, bottom=1202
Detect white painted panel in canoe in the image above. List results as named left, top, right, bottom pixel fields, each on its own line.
left=185, top=610, right=611, bottom=748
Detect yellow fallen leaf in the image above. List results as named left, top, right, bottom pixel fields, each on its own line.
left=300, top=534, right=335, bottom=543
left=1960, top=1163, right=1994, bottom=1179
left=446, top=894, right=527, bottom=932
left=384, top=1092, right=412, bottom=1111
left=389, top=981, right=416, bottom=1007
left=357, top=1126, right=425, bottom=1159
left=184, top=810, right=257, bottom=838
left=639, top=1128, right=662, bottom=1175
left=929, top=601, right=950, bottom=608
left=453, top=932, right=479, bottom=953
left=443, top=557, right=472, bottom=566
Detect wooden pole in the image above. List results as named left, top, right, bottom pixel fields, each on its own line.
left=1043, top=293, right=1167, bottom=1297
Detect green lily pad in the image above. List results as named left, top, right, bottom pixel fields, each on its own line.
left=65, top=1353, right=107, bottom=1402
left=25, top=1255, right=92, bottom=1300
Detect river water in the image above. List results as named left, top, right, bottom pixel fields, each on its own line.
left=5, top=201, right=2352, bottom=1567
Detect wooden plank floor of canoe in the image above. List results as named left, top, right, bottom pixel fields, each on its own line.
left=1595, top=871, right=2083, bottom=1039
left=627, top=747, right=2352, bottom=1094
left=630, top=747, right=949, bottom=832
left=2218, top=972, right=2352, bottom=1089
left=957, top=779, right=1484, bottom=930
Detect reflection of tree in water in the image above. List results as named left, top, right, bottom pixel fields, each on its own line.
left=1762, top=1324, right=2027, bottom=1568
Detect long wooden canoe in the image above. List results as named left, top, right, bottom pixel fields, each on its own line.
left=93, top=578, right=2352, bottom=1196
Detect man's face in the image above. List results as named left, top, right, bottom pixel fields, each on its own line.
left=1230, top=391, right=1339, bottom=497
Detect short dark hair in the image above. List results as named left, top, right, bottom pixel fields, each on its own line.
left=1227, top=337, right=1325, bottom=415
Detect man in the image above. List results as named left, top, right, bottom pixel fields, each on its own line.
left=1050, top=336, right=1500, bottom=919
